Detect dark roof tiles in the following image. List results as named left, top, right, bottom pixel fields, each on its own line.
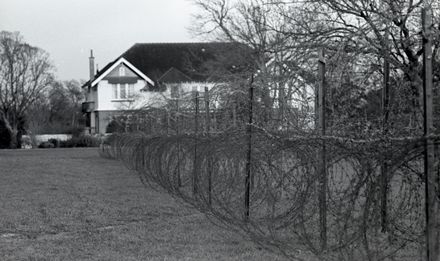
left=83, top=42, right=253, bottom=88
left=157, top=67, right=193, bottom=83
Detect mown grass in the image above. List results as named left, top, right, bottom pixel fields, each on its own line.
left=0, top=148, right=287, bottom=260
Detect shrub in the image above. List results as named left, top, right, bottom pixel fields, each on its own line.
left=48, top=138, right=60, bottom=148
left=38, top=141, right=55, bottom=149
left=75, top=135, right=100, bottom=147
left=29, top=135, right=38, bottom=148
left=59, top=139, right=74, bottom=148
left=106, top=120, right=125, bottom=133
left=21, top=135, right=33, bottom=149
left=59, top=135, right=100, bottom=148
left=67, top=126, right=85, bottom=137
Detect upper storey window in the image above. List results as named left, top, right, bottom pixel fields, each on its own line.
left=112, top=83, right=134, bottom=100
left=119, top=66, right=126, bottom=76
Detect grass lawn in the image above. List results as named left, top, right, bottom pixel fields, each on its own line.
left=0, top=148, right=287, bottom=261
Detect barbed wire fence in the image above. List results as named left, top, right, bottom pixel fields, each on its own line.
left=99, top=8, right=440, bottom=261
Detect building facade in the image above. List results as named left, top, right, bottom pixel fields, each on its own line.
left=82, top=42, right=249, bottom=134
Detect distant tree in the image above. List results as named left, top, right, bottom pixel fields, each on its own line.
left=0, top=31, right=54, bottom=148
left=27, top=80, right=85, bottom=134
left=47, top=80, right=84, bottom=128
left=64, top=80, right=84, bottom=126
left=25, top=91, right=51, bottom=135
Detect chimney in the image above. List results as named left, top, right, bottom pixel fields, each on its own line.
left=89, top=50, right=95, bottom=80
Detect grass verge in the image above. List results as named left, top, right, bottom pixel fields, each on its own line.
left=0, top=148, right=286, bottom=260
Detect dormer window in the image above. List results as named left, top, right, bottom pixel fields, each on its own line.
left=119, top=66, right=125, bottom=76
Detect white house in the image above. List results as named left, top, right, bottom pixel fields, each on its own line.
left=82, top=42, right=251, bottom=134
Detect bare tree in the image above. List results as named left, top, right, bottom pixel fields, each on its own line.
left=189, top=1, right=440, bottom=259
left=192, top=0, right=316, bottom=129
left=192, top=0, right=440, bottom=130
left=48, top=80, right=84, bottom=128
left=0, top=31, right=54, bottom=148
left=26, top=80, right=85, bottom=135
left=272, top=0, right=440, bottom=126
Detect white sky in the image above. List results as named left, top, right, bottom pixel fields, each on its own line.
left=0, top=0, right=197, bottom=81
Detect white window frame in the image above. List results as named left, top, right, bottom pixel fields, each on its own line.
left=112, top=83, right=135, bottom=100
left=119, top=66, right=125, bottom=76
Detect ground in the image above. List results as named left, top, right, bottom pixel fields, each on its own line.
left=0, top=148, right=286, bottom=261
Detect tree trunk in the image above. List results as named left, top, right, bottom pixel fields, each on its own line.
left=0, top=111, right=18, bottom=149
left=9, top=128, right=18, bottom=149
left=71, top=111, right=76, bottom=127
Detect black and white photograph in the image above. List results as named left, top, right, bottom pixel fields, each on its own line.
left=1, top=0, right=440, bottom=260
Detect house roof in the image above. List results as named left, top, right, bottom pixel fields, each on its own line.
left=83, top=42, right=254, bottom=88
left=157, top=67, right=192, bottom=83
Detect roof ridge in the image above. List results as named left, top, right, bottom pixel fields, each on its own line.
left=132, top=41, right=234, bottom=45
left=83, top=41, right=251, bottom=86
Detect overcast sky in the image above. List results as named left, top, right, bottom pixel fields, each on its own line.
left=0, top=0, right=197, bottom=81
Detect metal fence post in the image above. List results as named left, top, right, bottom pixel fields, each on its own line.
left=176, top=97, right=182, bottom=187
left=318, top=48, right=327, bottom=251
left=381, top=32, right=390, bottom=232
left=422, top=7, right=439, bottom=261
left=245, top=75, right=254, bottom=221
left=193, top=90, right=199, bottom=196
left=205, top=87, right=212, bottom=205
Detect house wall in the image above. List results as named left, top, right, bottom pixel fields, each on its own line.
left=90, top=111, right=96, bottom=133
left=85, top=85, right=98, bottom=103
left=172, top=82, right=216, bottom=93
left=95, top=62, right=168, bottom=111
left=31, top=134, right=73, bottom=145
left=96, top=79, right=150, bottom=110
left=96, top=81, right=217, bottom=111
left=96, top=111, right=119, bottom=134
left=93, top=81, right=217, bottom=134
left=88, top=58, right=219, bottom=134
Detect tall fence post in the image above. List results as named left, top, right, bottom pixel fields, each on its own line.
left=166, top=110, right=170, bottom=135
left=422, top=7, right=439, bottom=261
left=205, top=86, right=212, bottom=206
left=193, top=90, right=200, bottom=196
left=176, top=97, right=182, bottom=187
left=232, top=100, right=237, bottom=128
left=141, top=135, right=145, bottom=170
left=244, top=75, right=254, bottom=221
left=381, top=32, right=390, bottom=232
left=205, top=87, right=211, bottom=134
left=318, top=48, right=327, bottom=251
left=148, top=116, right=152, bottom=135
left=212, top=103, right=217, bottom=131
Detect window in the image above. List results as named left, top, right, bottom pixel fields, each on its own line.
left=120, top=84, right=127, bottom=99
left=171, top=85, right=179, bottom=98
left=112, top=83, right=135, bottom=100
left=119, top=66, right=125, bottom=76
left=128, top=84, right=134, bottom=97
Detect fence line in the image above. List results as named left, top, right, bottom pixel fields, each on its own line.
left=99, top=7, right=439, bottom=261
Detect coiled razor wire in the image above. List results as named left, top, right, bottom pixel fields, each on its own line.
left=100, top=130, right=438, bottom=261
